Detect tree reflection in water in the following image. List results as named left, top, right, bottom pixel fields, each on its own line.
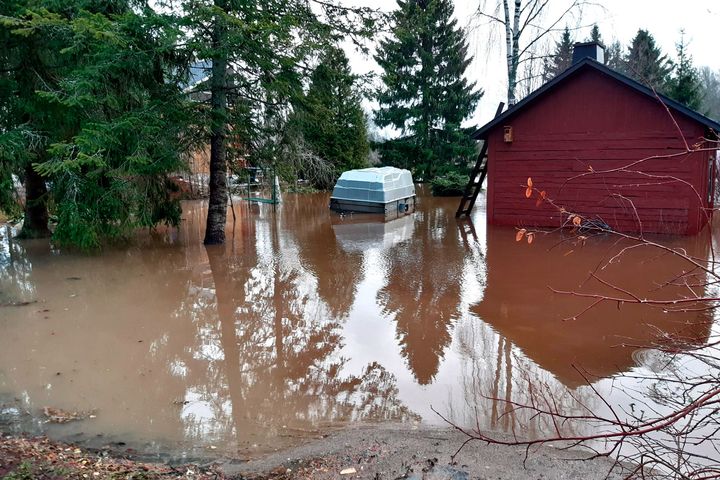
left=173, top=207, right=418, bottom=451
left=292, top=195, right=365, bottom=320
left=0, top=225, right=35, bottom=304
left=2, top=192, right=714, bottom=456
left=450, top=224, right=714, bottom=439
left=377, top=206, right=466, bottom=385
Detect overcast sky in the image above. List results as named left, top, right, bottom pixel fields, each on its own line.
left=344, top=0, right=720, bottom=129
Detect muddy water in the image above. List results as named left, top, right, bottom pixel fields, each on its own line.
left=0, top=188, right=716, bottom=460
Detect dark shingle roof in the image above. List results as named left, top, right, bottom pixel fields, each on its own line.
left=472, top=58, right=720, bottom=139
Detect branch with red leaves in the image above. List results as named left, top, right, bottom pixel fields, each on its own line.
left=444, top=97, right=720, bottom=479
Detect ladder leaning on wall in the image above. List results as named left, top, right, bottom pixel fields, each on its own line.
left=455, top=102, right=505, bottom=218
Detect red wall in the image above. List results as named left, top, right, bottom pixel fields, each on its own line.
left=487, top=68, right=713, bottom=235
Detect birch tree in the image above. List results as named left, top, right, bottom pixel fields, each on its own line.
left=475, top=0, right=586, bottom=104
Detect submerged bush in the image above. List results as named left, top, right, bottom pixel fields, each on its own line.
left=430, top=171, right=469, bottom=196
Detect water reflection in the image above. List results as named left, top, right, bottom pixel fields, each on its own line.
left=473, top=227, right=712, bottom=387
left=0, top=190, right=716, bottom=459
left=292, top=196, right=366, bottom=320
left=377, top=205, right=466, bottom=385
left=332, top=214, right=415, bottom=253
left=451, top=224, right=714, bottom=440
left=157, top=202, right=419, bottom=450
left=0, top=225, right=34, bottom=305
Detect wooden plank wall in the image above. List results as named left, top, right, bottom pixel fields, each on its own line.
left=487, top=68, right=711, bottom=235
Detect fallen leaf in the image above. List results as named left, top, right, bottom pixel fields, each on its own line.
left=515, top=229, right=526, bottom=242
left=43, top=406, right=94, bottom=423
left=573, top=216, right=582, bottom=226
left=527, top=177, right=533, bottom=188
left=527, top=233, right=534, bottom=244
left=525, top=187, right=532, bottom=198
left=341, top=467, right=357, bottom=475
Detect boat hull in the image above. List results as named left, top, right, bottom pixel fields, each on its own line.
left=329, top=195, right=416, bottom=215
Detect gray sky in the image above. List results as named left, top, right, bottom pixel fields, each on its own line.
left=344, top=0, right=720, bottom=129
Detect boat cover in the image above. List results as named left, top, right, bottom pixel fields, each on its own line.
left=331, top=167, right=415, bottom=204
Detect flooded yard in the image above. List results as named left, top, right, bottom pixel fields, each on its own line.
left=0, top=188, right=717, bottom=462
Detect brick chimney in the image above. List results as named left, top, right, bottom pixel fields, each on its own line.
left=572, top=41, right=605, bottom=65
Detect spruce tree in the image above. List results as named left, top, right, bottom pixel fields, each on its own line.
left=606, top=40, right=624, bottom=70
left=588, top=24, right=602, bottom=44
left=374, top=0, right=482, bottom=181
left=543, top=26, right=574, bottom=82
left=292, top=48, right=369, bottom=189
left=1, top=1, right=190, bottom=248
left=0, top=0, right=68, bottom=238
left=624, top=29, right=672, bottom=92
left=176, top=0, right=378, bottom=245
left=666, top=32, right=702, bottom=110
left=699, top=67, right=720, bottom=121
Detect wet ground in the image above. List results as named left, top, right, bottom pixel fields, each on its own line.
left=0, top=188, right=717, bottom=464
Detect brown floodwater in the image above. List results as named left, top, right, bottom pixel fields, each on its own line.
left=0, top=187, right=717, bottom=461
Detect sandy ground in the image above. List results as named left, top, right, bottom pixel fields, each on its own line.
left=221, top=425, right=627, bottom=479
left=0, top=424, right=628, bottom=479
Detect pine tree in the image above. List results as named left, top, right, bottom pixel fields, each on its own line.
left=374, top=0, right=482, bottom=181
left=624, top=29, right=672, bottom=92
left=666, top=32, right=702, bottom=110
left=543, top=26, right=574, bottom=82
left=292, top=48, right=369, bottom=189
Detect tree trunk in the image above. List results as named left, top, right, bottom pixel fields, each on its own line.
left=503, top=0, right=515, bottom=105
left=420, top=29, right=433, bottom=180
left=204, top=0, right=229, bottom=245
left=18, top=163, right=50, bottom=239
left=509, top=0, right=521, bottom=104
left=503, top=0, right=523, bottom=105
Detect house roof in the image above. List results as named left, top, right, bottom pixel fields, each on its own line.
left=472, top=58, right=720, bottom=139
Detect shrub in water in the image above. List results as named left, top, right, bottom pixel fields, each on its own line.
left=430, top=172, right=469, bottom=196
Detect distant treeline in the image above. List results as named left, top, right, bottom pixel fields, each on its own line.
left=543, top=25, right=717, bottom=119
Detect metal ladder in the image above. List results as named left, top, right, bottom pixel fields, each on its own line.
left=455, top=102, right=505, bottom=218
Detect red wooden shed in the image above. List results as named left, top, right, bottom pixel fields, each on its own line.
left=472, top=44, right=720, bottom=235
